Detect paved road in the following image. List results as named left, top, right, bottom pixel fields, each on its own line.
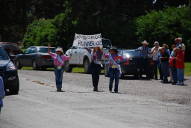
left=0, top=70, right=191, bottom=128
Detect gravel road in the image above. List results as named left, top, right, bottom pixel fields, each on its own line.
left=0, top=70, right=191, bottom=128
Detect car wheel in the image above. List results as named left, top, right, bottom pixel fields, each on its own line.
left=83, top=58, right=90, bottom=74
left=120, top=73, right=125, bottom=79
left=10, top=78, right=19, bottom=95
left=15, top=60, right=22, bottom=69
left=65, top=61, right=72, bottom=72
left=32, top=60, right=39, bottom=70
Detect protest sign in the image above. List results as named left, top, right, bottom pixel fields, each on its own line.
left=73, top=34, right=102, bottom=48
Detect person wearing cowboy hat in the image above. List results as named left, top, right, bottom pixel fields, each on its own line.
left=174, top=37, right=185, bottom=51
left=48, top=44, right=70, bottom=92
left=105, top=47, right=125, bottom=93
left=137, top=40, right=151, bottom=79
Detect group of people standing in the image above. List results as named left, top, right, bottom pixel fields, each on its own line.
left=48, top=44, right=125, bottom=93
left=48, top=37, right=185, bottom=94
left=149, top=37, right=185, bottom=85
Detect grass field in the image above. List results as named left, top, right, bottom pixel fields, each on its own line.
left=21, top=62, right=191, bottom=76
left=185, top=62, right=191, bottom=76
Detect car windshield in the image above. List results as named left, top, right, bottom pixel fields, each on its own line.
left=38, top=48, right=55, bottom=53
left=0, top=47, right=9, bottom=60
left=122, top=50, right=140, bottom=57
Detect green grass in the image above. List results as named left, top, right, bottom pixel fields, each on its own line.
left=185, top=62, right=191, bottom=76
left=72, top=67, right=85, bottom=73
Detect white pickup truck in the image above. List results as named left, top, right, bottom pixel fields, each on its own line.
left=65, top=38, right=112, bottom=73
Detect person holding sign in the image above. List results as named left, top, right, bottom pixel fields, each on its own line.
left=90, top=47, right=103, bottom=91
left=105, top=47, right=125, bottom=93
left=48, top=44, right=70, bottom=92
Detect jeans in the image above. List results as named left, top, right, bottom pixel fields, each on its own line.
left=54, top=68, right=64, bottom=89
left=138, top=58, right=149, bottom=78
left=170, top=67, right=177, bottom=83
left=177, top=68, right=184, bottom=83
left=161, top=61, right=169, bottom=82
left=109, top=68, right=120, bottom=92
left=158, top=63, right=163, bottom=80
left=153, top=61, right=158, bottom=79
left=91, top=63, right=101, bottom=90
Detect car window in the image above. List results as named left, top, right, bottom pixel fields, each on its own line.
left=0, top=47, right=9, bottom=60
left=38, top=48, right=55, bottom=53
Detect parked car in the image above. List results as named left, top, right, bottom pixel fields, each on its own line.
left=15, top=46, right=55, bottom=70
left=0, top=46, right=19, bottom=94
left=104, top=49, right=154, bottom=79
left=0, top=42, right=22, bottom=63
left=65, top=38, right=112, bottom=73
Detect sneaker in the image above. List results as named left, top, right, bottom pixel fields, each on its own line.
left=57, top=88, right=64, bottom=92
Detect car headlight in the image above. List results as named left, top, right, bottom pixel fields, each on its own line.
left=123, top=54, right=130, bottom=58
left=6, top=62, right=16, bottom=71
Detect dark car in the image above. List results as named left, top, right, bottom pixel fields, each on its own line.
left=0, top=46, right=19, bottom=94
left=15, top=46, right=55, bottom=70
left=0, top=42, right=22, bottom=63
left=104, top=49, right=154, bottom=79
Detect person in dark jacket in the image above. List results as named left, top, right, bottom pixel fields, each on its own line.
left=91, top=47, right=103, bottom=91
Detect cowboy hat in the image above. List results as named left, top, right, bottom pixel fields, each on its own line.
left=174, top=37, right=182, bottom=42
left=109, top=47, right=118, bottom=53
left=141, top=40, right=149, bottom=45
left=55, top=47, right=63, bottom=53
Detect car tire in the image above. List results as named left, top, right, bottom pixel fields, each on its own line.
left=32, top=60, right=39, bottom=70
left=15, top=60, right=22, bottom=69
left=83, top=58, right=90, bottom=74
left=65, top=61, right=72, bottom=72
left=10, top=78, right=19, bottom=95
left=120, top=73, right=125, bottom=79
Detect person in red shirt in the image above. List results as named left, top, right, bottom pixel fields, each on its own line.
left=175, top=48, right=185, bottom=85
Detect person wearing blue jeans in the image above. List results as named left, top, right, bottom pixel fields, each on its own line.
left=106, top=47, right=125, bottom=93
left=54, top=68, right=64, bottom=91
left=0, top=76, right=5, bottom=113
left=48, top=44, right=70, bottom=92
left=109, top=68, right=120, bottom=93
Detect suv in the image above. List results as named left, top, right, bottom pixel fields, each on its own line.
left=0, top=46, right=19, bottom=94
left=65, top=38, right=112, bottom=73
left=15, top=46, right=55, bottom=70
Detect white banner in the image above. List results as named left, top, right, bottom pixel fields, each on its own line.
left=73, top=33, right=102, bottom=48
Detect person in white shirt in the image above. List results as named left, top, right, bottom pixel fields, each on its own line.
left=151, top=41, right=160, bottom=80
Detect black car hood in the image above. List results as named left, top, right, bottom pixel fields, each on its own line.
left=0, top=60, right=10, bottom=67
